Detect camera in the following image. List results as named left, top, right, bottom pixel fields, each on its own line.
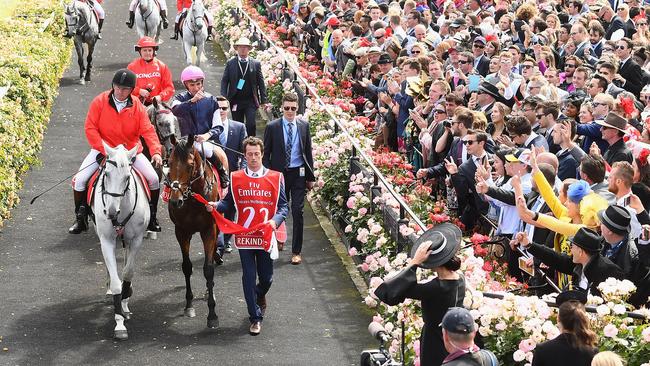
left=360, top=350, right=402, bottom=366
left=514, top=19, right=524, bottom=32
left=443, top=119, right=452, bottom=128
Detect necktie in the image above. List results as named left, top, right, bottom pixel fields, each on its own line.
left=220, top=130, right=227, bottom=146
left=286, top=123, right=294, bottom=168
left=252, top=172, right=258, bottom=178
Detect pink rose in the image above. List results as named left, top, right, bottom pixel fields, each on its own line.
left=346, top=197, right=357, bottom=209
left=603, top=324, right=618, bottom=338
left=642, top=327, right=650, bottom=343
left=358, top=207, right=368, bottom=216
left=518, top=339, right=536, bottom=353
left=348, top=247, right=358, bottom=256
left=360, top=263, right=370, bottom=272
left=413, top=340, right=420, bottom=356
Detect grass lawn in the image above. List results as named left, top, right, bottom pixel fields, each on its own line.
left=0, top=0, right=20, bottom=20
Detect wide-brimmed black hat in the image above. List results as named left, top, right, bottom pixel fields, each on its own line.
left=598, top=205, right=631, bottom=236
left=377, top=53, right=392, bottom=64
left=555, top=289, right=588, bottom=306
left=568, top=227, right=602, bottom=253
left=410, top=222, right=461, bottom=269
left=478, top=81, right=507, bottom=104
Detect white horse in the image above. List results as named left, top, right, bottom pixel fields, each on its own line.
left=93, top=143, right=150, bottom=341
left=135, top=0, right=162, bottom=42
left=63, top=1, right=99, bottom=85
left=181, top=0, right=208, bottom=66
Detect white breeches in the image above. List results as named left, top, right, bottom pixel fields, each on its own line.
left=129, top=0, right=168, bottom=11
left=91, top=1, right=105, bottom=18
left=73, top=149, right=160, bottom=191
left=193, top=141, right=215, bottom=158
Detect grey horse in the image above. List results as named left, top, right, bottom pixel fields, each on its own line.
left=181, top=0, right=208, bottom=66
left=135, top=0, right=162, bottom=43
left=63, top=0, right=99, bottom=85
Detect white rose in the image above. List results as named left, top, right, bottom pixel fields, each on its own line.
left=513, top=350, right=526, bottom=362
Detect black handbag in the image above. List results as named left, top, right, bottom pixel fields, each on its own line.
left=374, top=266, right=417, bottom=306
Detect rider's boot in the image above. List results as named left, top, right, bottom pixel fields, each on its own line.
left=126, top=11, right=135, bottom=29
left=208, top=155, right=230, bottom=189
left=161, top=10, right=169, bottom=29
left=69, top=190, right=89, bottom=234
left=207, top=25, right=213, bottom=40
left=97, top=18, right=104, bottom=39
left=170, top=22, right=179, bottom=40
left=147, top=189, right=162, bottom=232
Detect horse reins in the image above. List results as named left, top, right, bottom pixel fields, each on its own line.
left=164, top=148, right=215, bottom=202
left=100, top=159, right=140, bottom=236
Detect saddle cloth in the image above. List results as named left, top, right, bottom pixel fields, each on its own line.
left=72, top=169, right=152, bottom=204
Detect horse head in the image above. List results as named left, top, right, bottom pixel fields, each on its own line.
left=101, top=142, right=137, bottom=220
left=63, top=2, right=80, bottom=37
left=189, top=0, right=205, bottom=29
left=138, top=0, right=152, bottom=14
left=167, top=136, right=202, bottom=208
left=149, top=99, right=180, bottom=161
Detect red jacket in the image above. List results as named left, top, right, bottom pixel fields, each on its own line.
left=85, top=91, right=162, bottom=156
left=176, top=0, right=192, bottom=11
left=127, top=57, right=175, bottom=103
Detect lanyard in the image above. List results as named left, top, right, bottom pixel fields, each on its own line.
left=238, top=59, right=250, bottom=78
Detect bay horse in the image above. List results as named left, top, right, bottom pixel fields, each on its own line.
left=181, top=0, right=208, bottom=66
left=165, top=137, right=220, bottom=328
left=93, top=143, right=150, bottom=340
left=135, top=0, right=162, bottom=43
left=63, top=0, right=99, bottom=85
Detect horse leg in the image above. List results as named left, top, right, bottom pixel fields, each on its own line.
left=85, top=41, right=95, bottom=82
left=176, top=228, right=195, bottom=317
left=201, top=228, right=218, bottom=328
left=183, top=39, right=193, bottom=65
left=120, top=235, right=143, bottom=320
left=196, top=42, right=204, bottom=67
left=75, top=39, right=85, bottom=84
left=100, top=238, right=127, bottom=340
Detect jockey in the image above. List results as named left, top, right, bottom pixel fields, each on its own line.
left=81, top=0, right=105, bottom=38
left=170, top=66, right=230, bottom=188
left=169, top=0, right=214, bottom=40
left=126, top=0, right=169, bottom=29
left=69, top=69, right=163, bottom=235
left=127, top=37, right=175, bottom=105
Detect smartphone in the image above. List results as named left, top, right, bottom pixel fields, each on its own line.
left=514, top=20, right=524, bottom=32
left=468, top=74, right=481, bottom=92
left=518, top=257, right=534, bottom=276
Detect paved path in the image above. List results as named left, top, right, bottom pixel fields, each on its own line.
left=0, top=2, right=373, bottom=365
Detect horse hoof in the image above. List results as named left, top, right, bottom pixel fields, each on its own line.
left=123, top=312, right=131, bottom=321
left=79, top=79, right=85, bottom=85
left=114, top=329, right=128, bottom=341
left=146, top=231, right=157, bottom=240
left=207, top=318, right=219, bottom=329
left=184, top=308, right=196, bottom=318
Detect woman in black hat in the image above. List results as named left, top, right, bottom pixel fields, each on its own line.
left=375, top=223, right=466, bottom=366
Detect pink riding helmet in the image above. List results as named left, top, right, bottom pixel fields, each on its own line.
left=180, top=66, right=205, bottom=82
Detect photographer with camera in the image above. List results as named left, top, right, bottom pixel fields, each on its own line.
left=374, top=223, right=465, bottom=366
left=441, top=307, right=498, bottom=366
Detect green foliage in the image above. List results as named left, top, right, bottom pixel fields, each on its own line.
left=0, top=0, right=71, bottom=224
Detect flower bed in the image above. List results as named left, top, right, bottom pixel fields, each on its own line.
left=211, top=1, right=650, bottom=364
left=0, top=1, right=71, bottom=224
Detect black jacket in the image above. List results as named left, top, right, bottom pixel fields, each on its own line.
left=532, top=333, right=597, bottom=366
left=618, top=58, right=645, bottom=97
left=220, top=57, right=267, bottom=106
left=603, top=138, right=633, bottom=166
left=601, top=237, right=639, bottom=279
left=527, top=243, right=625, bottom=295
left=605, top=15, right=626, bottom=40
left=262, top=118, right=315, bottom=181
left=452, top=155, right=491, bottom=230
left=556, top=149, right=579, bottom=180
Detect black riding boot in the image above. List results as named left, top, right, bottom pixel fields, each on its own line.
left=126, top=10, right=135, bottom=28
left=208, top=155, right=230, bottom=189
left=97, top=18, right=104, bottom=39
left=69, top=190, right=89, bottom=234
left=207, top=25, right=213, bottom=40
left=161, top=10, right=169, bottom=29
left=147, top=189, right=161, bottom=232
left=170, top=22, right=179, bottom=39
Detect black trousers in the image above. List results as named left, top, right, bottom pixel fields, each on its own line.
left=284, top=167, right=306, bottom=254
left=230, top=102, right=258, bottom=137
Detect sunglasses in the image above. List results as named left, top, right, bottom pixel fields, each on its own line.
left=434, top=109, right=446, bottom=114
left=218, top=106, right=229, bottom=110
left=462, top=140, right=477, bottom=145
left=522, top=64, right=534, bottom=69
left=473, top=43, right=485, bottom=48
left=639, top=22, right=648, bottom=26
left=565, top=64, right=576, bottom=68
left=356, top=55, right=365, bottom=59
left=412, top=50, right=421, bottom=54
left=616, top=45, right=627, bottom=50
left=283, top=106, right=298, bottom=111
left=536, top=113, right=544, bottom=119
left=375, top=35, right=384, bottom=39
left=592, top=102, right=606, bottom=107
left=459, top=60, right=470, bottom=64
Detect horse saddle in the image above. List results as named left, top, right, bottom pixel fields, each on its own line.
left=80, top=0, right=101, bottom=24
left=79, top=167, right=152, bottom=206
left=178, top=12, right=210, bottom=37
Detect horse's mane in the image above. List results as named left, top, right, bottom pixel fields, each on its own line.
left=174, top=137, right=194, bottom=161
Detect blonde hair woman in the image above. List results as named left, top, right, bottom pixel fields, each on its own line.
left=591, top=351, right=624, bottom=366
left=488, top=102, right=510, bottom=139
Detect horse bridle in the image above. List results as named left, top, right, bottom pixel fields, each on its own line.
left=67, top=4, right=91, bottom=36
left=164, top=147, right=214, bottom=202
left=101, top=159, right=139, bottom=234
left=138, top=0, right=155, bottom=36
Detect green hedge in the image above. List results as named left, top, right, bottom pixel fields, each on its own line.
left=0, top=1, right=71, bottom=225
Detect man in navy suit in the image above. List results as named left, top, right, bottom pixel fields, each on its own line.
left=220, top=37, right=270, bottom=137
left=615, top=37, right=644, bottom=97
left=471, top=37, right=490, bottom=77
left=263, top=92, right=315, bottom=265
left=215, top=96, right=247, bottom=255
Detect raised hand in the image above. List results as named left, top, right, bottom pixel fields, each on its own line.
left=444, top=157, right=458, bottom=175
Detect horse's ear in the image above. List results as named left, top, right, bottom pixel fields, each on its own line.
left=186, top=135, right=194, bottom=149
left=127, top=145, right=138, bottom=163
left=152, top=97, right=159, bottom=110
left=170, top=134, right=177, bottom=146
left=103, top=141, right=114, bottom=156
